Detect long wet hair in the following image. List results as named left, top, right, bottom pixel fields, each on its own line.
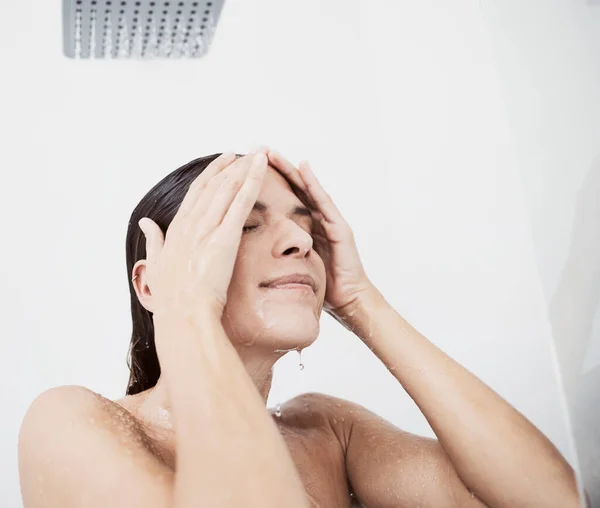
left=125, top=152, right=234, bottom=395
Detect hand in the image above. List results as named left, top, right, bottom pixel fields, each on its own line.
left=138, top=152, right=269, bottom=322
left=267, top=150, right=375, bottom=323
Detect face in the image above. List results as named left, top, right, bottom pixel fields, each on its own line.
left=221, top=166, right=326, bottom=353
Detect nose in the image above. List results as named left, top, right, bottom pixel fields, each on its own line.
left=272, top=221, right=313, bottom=259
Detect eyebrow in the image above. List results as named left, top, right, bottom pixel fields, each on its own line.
left=253, top=200, right=312, bottom=219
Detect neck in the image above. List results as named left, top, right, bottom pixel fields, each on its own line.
left=233, top=345, right=281, bottom=403
left=135, top=344, right=286, bottom=426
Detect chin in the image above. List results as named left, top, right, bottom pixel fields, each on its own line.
left=224, top=306, right=321, bottom=351
left=267, top=320, right=320, bottom=351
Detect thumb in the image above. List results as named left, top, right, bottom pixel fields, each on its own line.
left=138, top=218, right=165, bottom=262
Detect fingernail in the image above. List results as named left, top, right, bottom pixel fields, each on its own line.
left=221, top=151, right=235, bottom=160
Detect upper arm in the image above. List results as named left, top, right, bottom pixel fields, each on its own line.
left=313, top=394, right=488, bottom=508
left=18, top=386, right=174, bottom=508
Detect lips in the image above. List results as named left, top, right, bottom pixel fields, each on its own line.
left=260, top=273, right=317, bottom=292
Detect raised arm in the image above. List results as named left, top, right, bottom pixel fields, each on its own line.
left=153, top=309, right=309, bottom=508
left=19, top=152, right=310, bottom=508
left=295, top=391, right=487, bottom=508
left=130, top=151, right=310, bottom=508
left=264, top=150, right=583, bottom=508
left=341, top=287, right=582, bottom=508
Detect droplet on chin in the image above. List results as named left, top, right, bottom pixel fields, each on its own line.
left=275, top=403, right=282, bottom=418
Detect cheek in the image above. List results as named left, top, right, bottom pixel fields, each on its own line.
left=226, top=241, right=261, bottom=298
left=227, top=254, right=250, bottom=297
left=231, top=242, right=253, bottom=276
left=314, top=253, right=326, bottom=280
left=314, top=256, right=327, bottom=302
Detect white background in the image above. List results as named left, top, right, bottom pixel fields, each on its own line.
left=0, top=0, right=592, bottom=507
left=482, top=0, right=600, bottom=504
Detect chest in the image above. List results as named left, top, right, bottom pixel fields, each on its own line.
left=150, top=423, right=355, bottom=508
left=277, top=423, right=354, bottom=507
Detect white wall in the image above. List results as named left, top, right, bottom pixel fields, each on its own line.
left=481, top=1, right=600, bottom=504
left=0, top=0, right=576, bottom=507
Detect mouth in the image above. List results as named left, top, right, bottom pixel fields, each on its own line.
left=259, top=273, right=317, bottom=293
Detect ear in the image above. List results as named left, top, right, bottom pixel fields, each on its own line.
left=131, top=260, right=156, bottom=313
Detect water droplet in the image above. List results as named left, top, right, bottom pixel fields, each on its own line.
left=275, top=403, right=282, bottom=418
left=298, top=349, right=304, bottom=370
left=470, top=491, right=475, bottom=499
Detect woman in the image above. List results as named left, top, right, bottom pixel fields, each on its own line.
left=18, top=149, right=583, bottom=508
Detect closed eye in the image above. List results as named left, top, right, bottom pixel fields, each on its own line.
left=242, top=222, right=313, bottom=236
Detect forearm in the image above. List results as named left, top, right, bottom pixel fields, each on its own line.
left=344, top=288, right=580, bottom=508
left=153, top=310, right=309, bottom=508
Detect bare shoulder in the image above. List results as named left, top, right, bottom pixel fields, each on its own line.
left=18, top=384, right=147, bottom=470
left=281, top=392, right=373, bottom=450
left=23, top=384, right=100, bottom=409
left=19, top=386, right=172, bottom=508
left=290, top=394, right=479, bottom=508
left=20, top=385, right=107, bottom=438
left=20, top=385, right=144, bottom=442
left=23, top=384, right=112, bottom=412
left=284, top=392, right=438, bottom=452
left=284, top=392, right=375, bottom=421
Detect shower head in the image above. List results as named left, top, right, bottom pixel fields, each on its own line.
left=62, top=0, right=226, bottom=59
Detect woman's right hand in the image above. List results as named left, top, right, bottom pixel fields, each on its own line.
left=137, top=152, right=269, bottom=323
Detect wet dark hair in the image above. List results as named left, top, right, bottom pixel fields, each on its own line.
left=125, top=152, right=235, bottom=395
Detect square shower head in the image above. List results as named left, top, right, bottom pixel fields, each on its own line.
left=62, top=0, right=226, bottom=59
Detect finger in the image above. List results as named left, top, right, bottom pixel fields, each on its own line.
left=220, top=153, right=268, bottom=234
left=178, top=152, right=236, bottom=216
left=190, top=154, right=253, bottom=221
left=298, top=161, right=344, bottom=224
left=138, top=218, right=165, bottom=263
left=267, top=150, right=317, bottom=211
left=266, top=150, right=307, bottom=193
left=198, top=156, right=254, bottom=231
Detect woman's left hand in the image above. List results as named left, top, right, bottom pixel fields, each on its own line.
left=267, top=150, right=376, bottom=323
